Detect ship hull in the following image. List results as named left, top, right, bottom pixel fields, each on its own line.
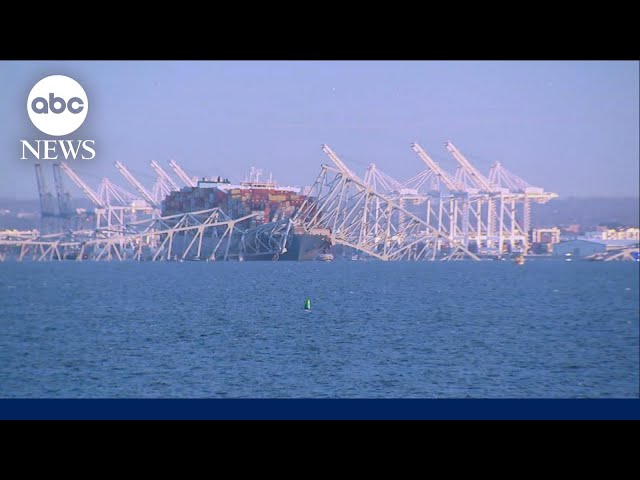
left=244, top=233, right=331, bottom=261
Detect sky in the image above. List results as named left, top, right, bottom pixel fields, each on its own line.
left=0, top=61, right=638, bottom=199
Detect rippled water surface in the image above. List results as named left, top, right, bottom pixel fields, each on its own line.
left=1, top=260, right=638, bottom=398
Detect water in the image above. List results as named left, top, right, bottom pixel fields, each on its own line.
left=0, top=260, right=638, bottom=398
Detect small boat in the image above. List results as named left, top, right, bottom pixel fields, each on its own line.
left=514, top=254, right=525, bottom=265
left=316, top=253, right=334, bottom=262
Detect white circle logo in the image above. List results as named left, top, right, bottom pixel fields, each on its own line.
left=27, top=75, right=88, bottom=136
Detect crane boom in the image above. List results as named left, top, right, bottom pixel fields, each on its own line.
left=114, top=161, right=157, bottom=208
left=52, top=164, right=74, bottom=217
left=321, top=144, right=359, bottom=179
left=488, top=162, right=531, bottom=192
left=34, top=163, right=56, bottom=216
left=59, top=161, right=104, bottom=208
left=152, top=176, right=173, bottom=204
left=150, top=160, right=180, bottom=191
left=97, top=177, right=140, bottom=206
left=410, top=143, right=460, bottom=192
left=444, top=141, right=493, bottom=192
left=168, top=159, right=197, bottom=188
left=365, top=164, right=404, bottom=193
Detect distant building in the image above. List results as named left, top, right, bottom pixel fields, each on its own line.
left=584, top=227, right=639, bottom=241
left=532, top=227, right=561, bottom=244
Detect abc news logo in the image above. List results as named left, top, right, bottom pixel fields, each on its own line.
left=31, top=93, right=85, bottom=114
left=21, top=75, right=95, bottom=160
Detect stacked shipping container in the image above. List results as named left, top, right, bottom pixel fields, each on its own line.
left=162, top=186, right=307, bottom=228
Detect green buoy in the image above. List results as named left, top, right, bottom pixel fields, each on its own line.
left=304, top=299, right=311, bottom=310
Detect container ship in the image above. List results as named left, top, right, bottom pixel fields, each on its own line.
left=162, top=168, right=330, bottom=260
left=243, top=225, right=332, bottom=261
left=163, top=168, right=305, bottom=226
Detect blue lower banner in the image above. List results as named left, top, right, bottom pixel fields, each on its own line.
left=1, top=399, right=639, bottom=420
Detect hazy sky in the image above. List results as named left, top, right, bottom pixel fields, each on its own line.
left=1, top=61, right=638, bottom=199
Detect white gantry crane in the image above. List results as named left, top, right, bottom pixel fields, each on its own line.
left=363, top=164, right=404, bottom=195
left=150, top=160, right=181, bottom=191
left=488, top=161, right=558, bottom=244
left=114, top=161, right=159, bottom=209
left=61, top=161, right=158, bottom=229
left=410, top=142, right=473, bottom=249
left=17, top=143, right=556, bottom=262
left=321, top=144, right=360, bottom=180
left=168, top=159, right=197, bottom=188
left=442, top=141, right=497, bottom=250
left=151, top=177, right=173, bottom=205
left=406, top=141, right=558, bottom=255
left=97, top=177, right=141, bottom=207
left=149, top=160, right=179, bottom=204
left=59, top=162, right=130, bottom=230
left=411, top=143, right=462, bottom=193
left=52, top=164, right=74, bottom=219
left=293, top=144, right=480, bottom=261
left=59, top=162, right=105, bottom=208
left=34, top=163, right=57, bottom=217
left=444, top=141, right=530, bottom=253
left=444, top=141, right=495, bottom=193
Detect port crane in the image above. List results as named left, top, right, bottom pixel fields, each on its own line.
left=168, top=159, right=197, bottom=188
left=8, top=139, right=560, bottom=262
left=445, top=141, right=494, bottom=193
left=363, top=164, right=404, bottom=195
left=321, top=144, right=359, bottom=180
left=115, top=161, right=158, bottom=209
left=150, top=160, right=181, bottom=191
left=97, top=177, right=141, bottom=207
left=52, top=164, right=74, bottom=219
left=34, top=164, right=56, bottom=217
left=59, top=162, right=105, bottom=208
left=411, top=143, right=462, bottom=193
left=60, top=162, right=147, bottom=229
